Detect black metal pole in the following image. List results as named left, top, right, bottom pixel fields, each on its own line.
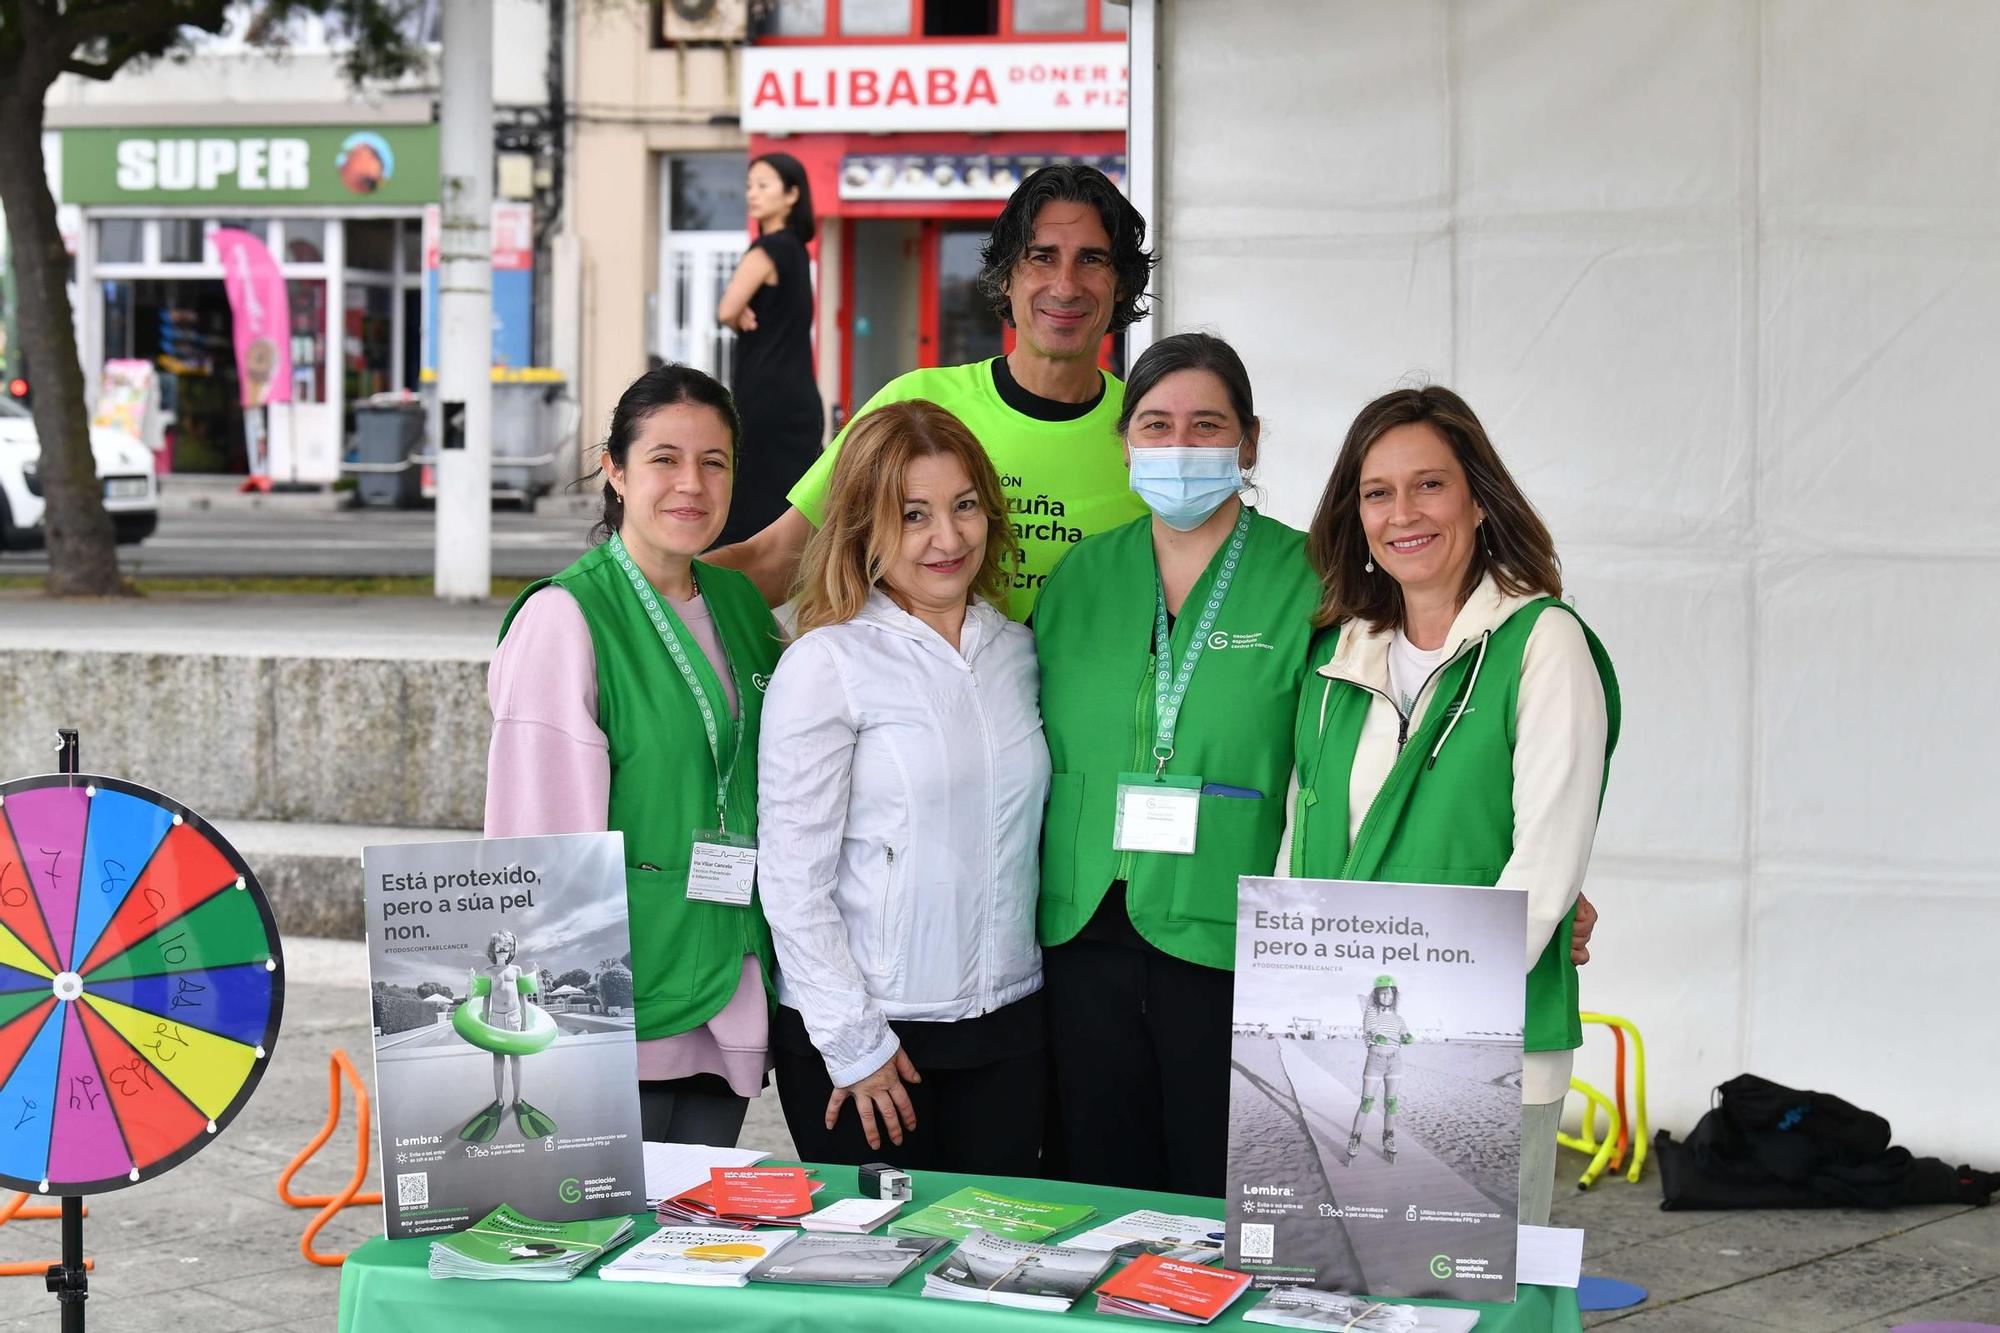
left=47, top=729, right=86, bottom=1330
left=47, top=1195, right=86, bottom=1330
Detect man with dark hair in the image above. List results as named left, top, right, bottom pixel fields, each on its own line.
left=709, top=163, right=1157, bottom=620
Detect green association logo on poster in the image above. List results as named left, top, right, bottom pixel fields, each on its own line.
left=61, top=124, right=438, bottom=206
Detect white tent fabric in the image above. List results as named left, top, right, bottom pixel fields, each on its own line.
left=1151, top=0, right=2000, bottom=1163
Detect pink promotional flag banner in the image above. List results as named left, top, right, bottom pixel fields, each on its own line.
left=212, top=227, right=292, bottom=408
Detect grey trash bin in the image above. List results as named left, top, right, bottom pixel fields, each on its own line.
left=351, top=399, right=424, bottom=508
left=490, top=370, right=569, bottom=508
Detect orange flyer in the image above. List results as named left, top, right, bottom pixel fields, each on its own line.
left=1097, top=1253, right=1252, bottom=1320
left=707, top=1167, right=814, bottom=1218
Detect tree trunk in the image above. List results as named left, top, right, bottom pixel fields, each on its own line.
left=0, top=86, right=125, bottom=596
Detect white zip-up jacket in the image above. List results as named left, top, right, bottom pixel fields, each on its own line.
left=757, top=590, right=1050, bottom=1087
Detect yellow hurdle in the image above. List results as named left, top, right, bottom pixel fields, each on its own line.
left=1559, top=1012, right=1651, bottom=1188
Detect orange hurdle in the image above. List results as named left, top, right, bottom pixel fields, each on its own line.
left=0, top=1192, right=91, bottom=1279
left=277, top=1049, right=382, bottom=1266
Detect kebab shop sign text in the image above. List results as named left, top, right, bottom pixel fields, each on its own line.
left=743, top=42, right=1127, bottom=133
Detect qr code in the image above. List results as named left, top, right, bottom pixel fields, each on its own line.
left=396, top=1172, right=429, bottom=1209
left=1239, top=1222, right=1275, bottom=1260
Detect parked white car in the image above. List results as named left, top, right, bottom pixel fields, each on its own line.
left=0, top=398, right=159, bottom=548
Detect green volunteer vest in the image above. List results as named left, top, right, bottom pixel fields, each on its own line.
left=1035, top=509, right=1319, bottom=971
left=500, top=544, right=784, bottom=1041
left=1290, top=601, right=1620, bottom=1052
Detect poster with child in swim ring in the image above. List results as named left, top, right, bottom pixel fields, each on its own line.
left=364, top=832, right=644, bottom=1240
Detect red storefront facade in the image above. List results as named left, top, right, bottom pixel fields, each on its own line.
left=743, top=1, right=1129, bottom=421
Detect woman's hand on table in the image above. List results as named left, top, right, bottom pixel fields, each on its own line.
left=828, top=1046, right=922, bottom=1150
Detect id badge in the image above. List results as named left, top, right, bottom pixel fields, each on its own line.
left=1112, top=772, right=1203, bottom=855
left=687, top=829, right=758, bottom=906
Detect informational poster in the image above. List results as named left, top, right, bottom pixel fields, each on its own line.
left=1226, top=876, right=1527, bottom=1303
left=363, top=832, right=644, bottom=1240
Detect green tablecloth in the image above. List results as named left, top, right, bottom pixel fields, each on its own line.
left=338, top=1166, right=1580, bottom=1332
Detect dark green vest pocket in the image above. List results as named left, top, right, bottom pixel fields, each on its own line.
left=1168, top=793, right=1277, bottom=925
left=1039, top=772, right=1086, bottom=905
left=627, top=862, right=699, bottom=1010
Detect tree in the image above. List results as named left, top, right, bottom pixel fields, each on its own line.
left=553, top=967, right=591, bottom=991
left=0, top=1, right=424, bottom=595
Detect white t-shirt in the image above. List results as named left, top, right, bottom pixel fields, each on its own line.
left=1387, top=629, right=1449, bottom=720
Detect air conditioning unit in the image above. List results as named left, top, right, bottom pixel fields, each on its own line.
left=662, top=0, right=748, bottom=43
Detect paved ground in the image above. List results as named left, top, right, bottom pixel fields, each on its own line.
left=0, top=481, right=595, bottom=582
left=0, top=937, right=1991, bottom=1330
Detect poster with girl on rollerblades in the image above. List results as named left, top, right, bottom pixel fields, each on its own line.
left=364, top=832, right=644, bottom=1240
left=1224, top=876, right=1526, bottom=1302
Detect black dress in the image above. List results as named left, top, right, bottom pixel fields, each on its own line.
left=721, top=229, right=824, bottom=548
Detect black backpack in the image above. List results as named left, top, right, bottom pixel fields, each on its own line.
left=1655, top=1073, right=1997, bottom=1211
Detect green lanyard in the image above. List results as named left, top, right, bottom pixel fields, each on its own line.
left=607, top=534, right=745, bottom=831
left=1149, top=506, right=1253, bottom=776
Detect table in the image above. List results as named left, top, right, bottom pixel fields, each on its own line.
left=338, top=1166, right=1582, bottom=1332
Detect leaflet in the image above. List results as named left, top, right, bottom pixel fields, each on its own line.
left=921, top=1229, right=1115, bottom=1313
left=1240, top=1285, right=1478, bottom=1332
left=426, top=1203, right=633, bottom=1281
left=1069, top=1209, right=1227, bottom=1266
left=597, top=1226, right=799, bottom=1287
left=1095, top=1253, right=1254, bottom=1324
left=889, top=1186, right=1095, bottom=1243
left=745, top=1232, right=948, bottom=1286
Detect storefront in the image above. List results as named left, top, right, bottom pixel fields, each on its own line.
left=737, top=1, right=1128, bottom=422
left=59, top=123, right=439, bottom=480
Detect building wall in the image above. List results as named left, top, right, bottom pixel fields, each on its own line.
left=1154, top=0, right=2000, bottom=1161
left=568, top=2, right=744, bottom=463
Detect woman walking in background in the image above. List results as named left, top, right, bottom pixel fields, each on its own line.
left=717, top=152, right=825, bottom=548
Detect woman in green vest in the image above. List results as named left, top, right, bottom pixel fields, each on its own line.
left=1292, top=384, right=1619, bottom=1226
left=486, top=364, right=784, bottom=1147
left=1034, top=333, right=1319, bottom=1196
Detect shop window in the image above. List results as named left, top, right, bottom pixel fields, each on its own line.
left=279, top=220, right=326, bottom=264
left=1014, top=0, right=1085, bottom=32
left=159, top=219, right=205, bottom=263
left=97, top=219, right=143, bottom=264
left=841, top=0, right=907, bottom=35
left=346, top=219, right=397, bottom=272
left=667, top=153, right=747, bottom=232
left=213, top=217, right=265, bottom=245
left=1101, top=0, right=1128, bottom=32
left=287, top=279, right=328, bottom=403
left=399, top=218, right=423, bottom=274
left=923, top=0, right=997, bottom=36
left=755, top=0, right=827, bottom=37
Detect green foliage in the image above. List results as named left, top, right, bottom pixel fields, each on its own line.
left=597, top=964, right=633, bottom=1012
left=373, top=990, right=440, bottom=1035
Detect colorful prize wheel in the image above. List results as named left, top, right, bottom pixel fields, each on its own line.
left=0, top=773, right=284, bottom=1195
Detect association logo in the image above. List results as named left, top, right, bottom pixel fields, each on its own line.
left=558, top=1176, right=583, bottom=1204
left=1429, top=1253, right=1454, bottom=1280
left=1207, top=630, right=1276, bottom=651
left=337, top=131, right=396, bottom=194
left=750, top=672, right=771, bottom=692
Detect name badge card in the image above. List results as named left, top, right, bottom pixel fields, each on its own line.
left=687, top=830, right=758, bottom=905
left=1113, top=773, right=1203, bottom=855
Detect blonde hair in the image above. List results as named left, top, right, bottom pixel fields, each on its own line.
left=793, top=400, right=1019, bottom=634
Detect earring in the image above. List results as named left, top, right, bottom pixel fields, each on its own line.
left=1364, top=555, right=1374, bottom=574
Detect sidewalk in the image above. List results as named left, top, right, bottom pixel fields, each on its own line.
left=0, top=937, right=1989, bottom=1331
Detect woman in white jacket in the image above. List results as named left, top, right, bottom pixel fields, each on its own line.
left=757, top=400, right=1050, bottom=1174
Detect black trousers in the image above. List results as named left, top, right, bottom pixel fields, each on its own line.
left=1042, top=933, right=1234, bottom=1197
left=773, top=1004, right=1045, bottom=1178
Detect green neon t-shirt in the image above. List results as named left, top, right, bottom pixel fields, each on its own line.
left=786, top=359, right=1146, bottom=620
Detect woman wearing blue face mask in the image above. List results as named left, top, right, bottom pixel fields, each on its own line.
left=1031, top=333, right=1319, bottom=1194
